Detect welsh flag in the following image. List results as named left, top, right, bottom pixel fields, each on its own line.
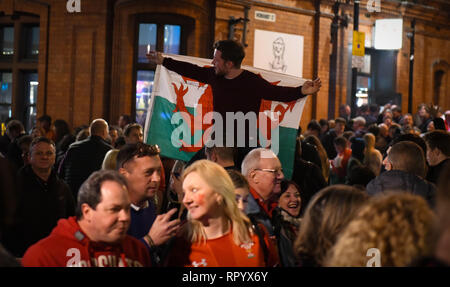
left=144, top=54, right=308, bottom=179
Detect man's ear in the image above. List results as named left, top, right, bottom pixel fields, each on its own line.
left=118, top=167, right=129, bottom=178
left=81, top=203, right=92, bottom=222
left=225, top=60, right=235, bottom=70
left=249, top=170, right=258, bottom=184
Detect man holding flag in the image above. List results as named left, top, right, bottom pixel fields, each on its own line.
left=146, top=40, right=321, bottom=175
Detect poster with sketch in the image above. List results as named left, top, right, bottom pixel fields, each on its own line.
left=253, top=29, right=303, bottom=78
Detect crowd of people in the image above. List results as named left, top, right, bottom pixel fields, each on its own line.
left=0, top=101, right=448, bottom=267
left=0, top=39, right=449, bottom=267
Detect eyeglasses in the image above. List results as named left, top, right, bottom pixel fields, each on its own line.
left=172, top=172, right=181, bottom=179
left=254, top=168, right=283, bottom=176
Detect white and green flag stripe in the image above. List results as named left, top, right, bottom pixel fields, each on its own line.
left=144, top=54, right=308, bottom=179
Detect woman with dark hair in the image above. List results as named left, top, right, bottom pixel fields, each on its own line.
left=294, top=185, right=369, bottom=267
left=271, top=180, right=302, bottom=267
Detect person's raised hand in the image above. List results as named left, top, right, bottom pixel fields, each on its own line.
left=146, top=50, right=164, bottom=65
left=301, top=78, right=322, bottom=95
left=147, top=208, right=180, bottom=246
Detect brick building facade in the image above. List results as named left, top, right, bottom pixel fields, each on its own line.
left=0, top=0, right=449, bottom=131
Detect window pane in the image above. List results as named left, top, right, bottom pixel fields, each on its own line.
left=138, top=24, right=157, bottom=63
left=0, top=105, right=12, bottom=127
left=1, top=26, right=14, bottom=56
left=136, top=70, right=155, bottom=128
left=24, top=25, right=39, bottom=58
left=24, top=72, right=38, bottom=131
left=0, top=72, right=13, bottom=104
left=164, top=25, right=181, bottom=54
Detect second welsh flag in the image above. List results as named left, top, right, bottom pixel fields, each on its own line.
left=144, top=54, right=308, bottom=179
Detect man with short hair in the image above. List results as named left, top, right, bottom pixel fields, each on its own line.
left=205, top=146, right=236, bottom=170
left=102, top=123, right=144, bottom=170
left=7, top=137, right=75, bottom=257
left=366, top=141, right=435, bottom=207
left=147, top=40, right=321, bottom=149
left=5, top=120, right=27, bottom=169
left=241, top=148, right=284, bottom=234
left=123, top=123, right=144, bottom=144
left=352, top=116, right=366, bottom=137
left=37, top=115, right=56, bottom=141
left=61, top=119, right=112, bottom=200
left=321, top=117, right=346, bottom=159
left=339, top=104, right=351, bottom=122
left=117, top=143, right=179, bottom=265
left=329, top=136, right=352, bottom=184
left=22, top=170, right=150, bottom=267
left=423, top=130, right=450, bottom=184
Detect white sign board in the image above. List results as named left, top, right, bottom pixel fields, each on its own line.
left=253, top=29, right=303, bottom=78
left=374, top=19, right=403, bottom=50
left=255, top=11, right=276, bottom=22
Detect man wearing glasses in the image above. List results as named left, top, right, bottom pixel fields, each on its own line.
left=117, top=142, right=180, bottom=265
left=241, top=148, right=284, bottom=235
left=5, top=136, right=75, bottom=257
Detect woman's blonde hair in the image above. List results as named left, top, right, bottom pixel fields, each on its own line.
left=182, top=160, right=252, bottom=245
left=326, top=192, right=435, bottom=266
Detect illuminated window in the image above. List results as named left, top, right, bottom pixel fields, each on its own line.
left=134, top=14, right=194, bottom=129
left=0, top=14, right=39, bottom=131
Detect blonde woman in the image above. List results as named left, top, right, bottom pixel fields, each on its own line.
left=326, top=193, right=435, bottom=267
left=166, top=160, right=277, bottom=267
left=363, top=133, right=383, bottom=176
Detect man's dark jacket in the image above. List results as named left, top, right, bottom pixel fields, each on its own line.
left=61, top=135, right=112, bottom=200
left=366, top=170, right=436, bottom=207
left=5, top=165, right=75, bottom=257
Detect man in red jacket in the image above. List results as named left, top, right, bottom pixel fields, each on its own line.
left=22, top=170, right=151, bottom=267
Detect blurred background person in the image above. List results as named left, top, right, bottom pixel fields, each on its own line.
left=326, top=193, right=434, bottom=267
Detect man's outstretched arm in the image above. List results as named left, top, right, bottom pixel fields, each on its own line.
left=301, top=78, right=322, bottom=95
left=146, top=51, right=212, bottom=84
left=259, top=76, right=322, bottom=103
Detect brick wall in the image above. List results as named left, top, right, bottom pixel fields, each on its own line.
left=2, top=0, right=448, bottom=132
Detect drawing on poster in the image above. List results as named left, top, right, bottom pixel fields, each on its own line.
left=270, top=37, right=287, bottom=73
left=254, top=30, right=303, bottom=78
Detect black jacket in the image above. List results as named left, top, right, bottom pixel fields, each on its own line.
left=426, top=158, right=450, bottom=185
left=6, top=165, right=75, bottom=257
left=366, top=170, right=436, bottom=207
left=321, top=129, right=338, bottom=159
left=60, top=135, right=112, bottom=200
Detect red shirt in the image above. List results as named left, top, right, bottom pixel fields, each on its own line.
left=166, top=227, right=278, bottom=267
left=248, top=187, right=278, bottom=218
left=22, top=217, right=151, bottom=267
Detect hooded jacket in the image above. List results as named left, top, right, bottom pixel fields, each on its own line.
left=22, top=217, right=151, bottom=267
left=366, top=170, right=436, bottom=207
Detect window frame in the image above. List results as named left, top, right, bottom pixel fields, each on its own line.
left=0, top=14, right=39, bottom=131
left=131, top=13, right=194, bottom=127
